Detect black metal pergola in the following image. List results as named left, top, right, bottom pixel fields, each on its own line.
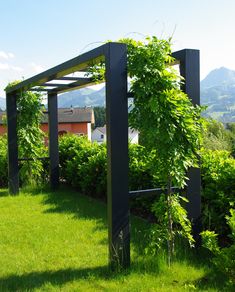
left=5, top=42, right=200, bottom=269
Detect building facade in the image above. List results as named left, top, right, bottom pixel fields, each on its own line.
left=0, top=107, right=95, bottom=140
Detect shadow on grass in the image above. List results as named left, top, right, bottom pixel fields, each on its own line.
left=0, top=189, right=9, bottom=197
left=15, top=186, right=232, bottom=290
left=41, top=186, right=153, bottom=256
left=0, top=266, right=115, bottom=291
left=43, top=187, right=105, bottom=218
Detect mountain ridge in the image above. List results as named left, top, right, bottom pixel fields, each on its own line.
left=201, top=67, right=235, bottom=89
left=201, top=67, right=235, bottom=122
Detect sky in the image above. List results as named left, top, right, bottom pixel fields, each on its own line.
left=1, top=0, right=235, bottom=97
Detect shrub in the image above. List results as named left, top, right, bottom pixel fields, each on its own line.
left=128, top=143, right=157, bottom=191
left=79, top=144, right=107, bottom=197
left=201, top=209, right=235, bottom=286
left=58, top=134, right=235, bottom=243
left=59, top=134, right=107, bottom=198
left=0, top=135, right=8, bottom=187
left=59, top=134, right=160, bottom=201
left=202, top=118, right=234, bottom=152
left=201, top=150, right=235, bottom=236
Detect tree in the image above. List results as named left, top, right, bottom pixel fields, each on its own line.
left=93, top=106, right=106, bottom=128
left=124, top=36, right=202, bottom=265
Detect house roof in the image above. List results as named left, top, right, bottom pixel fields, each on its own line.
left=0, top=107, right=95, bottom=125
left=95, top=125, right=106, bottom=134
left=42, top=107, right=95, bottom=124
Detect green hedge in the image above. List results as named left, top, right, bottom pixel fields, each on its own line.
left=59, top=134, right=158, bottom=199
left=201, top=150, right=235, bottom=236
left=0, top=135, right=7, bottom=187
left=1, top=133, right=235, bottom=239
left=58, top=134, right=235, bottom=238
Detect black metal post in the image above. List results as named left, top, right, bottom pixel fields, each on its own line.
left=105, top=43, right=130, bottom=269
left=173, top=49, right=201, bottom=241
left=48, top=92, right=59, bottom=189
left=6, top=92, right=19, bottom=194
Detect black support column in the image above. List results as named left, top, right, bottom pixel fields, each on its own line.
left=105, top=43, right=130, bottom=269
left=6, top=92, right=19, bottom=194
left=48, top=92, right=59, bottom=189
left=173, top=49, right=201, bottom=241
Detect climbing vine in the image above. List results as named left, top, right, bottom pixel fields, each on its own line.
left=88, top=36, right=202, bottom=265
left=6, top=81, right=46, bottom=185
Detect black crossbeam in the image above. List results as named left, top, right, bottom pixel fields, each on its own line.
left=5, top=44, right=107, bottom=94
left=18, top=157, right=49, bottom=161
left=129, top=187, right=180, bottom=199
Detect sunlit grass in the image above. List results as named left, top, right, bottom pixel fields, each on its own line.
left=0, top=187, right=230, bottom=291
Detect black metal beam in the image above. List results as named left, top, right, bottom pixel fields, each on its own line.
left=42, top=78, right=93, bottom=87
left=18, top=157, right=49, bottom=161
left=129, top=187, right=180, bottom=199
left=6, top=93, right=19, bottom=194
left=53, top=78, right=97, bottom=94
left=105, top=43, right=130, bottom=269
left=172, top=49, right=201, bottom=241
left=48, top=92, right=59, bottom=189
left=30, top=88, right=51, bottom=92
left=127, top=91, right=134, bottom=98
left=55, top=77, right=90, bottom=81
left=5, top=44, right=107, bottom=94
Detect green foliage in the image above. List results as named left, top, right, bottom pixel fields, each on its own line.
left=201, top=149, right=235, bottom=235
left=122, top=36, right=202, bottom=189
left=201, top=230, right=220, bottom=254
left=59, top=134, right=160, bottom=200
left=227, top=209, right=235, bottom=239
left=5, top=81, right=46, bottom=185
left=93, top=106, right=106, bottom=127
left=0, top=135, right=8, bottom=187
left=201, top=209, right=235, bottom=286
left=121, top=36, right=201, bottom=265
left=128, top=143, right=157, bottom=190
left=59, top=134, right=107, bottom=197
left=150, top=194, right=195, bottom=252
left=202, top=118, right=234, bottom=152
left=81, top=36, right=203, bottom=265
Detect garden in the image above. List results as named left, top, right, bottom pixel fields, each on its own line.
left=1, top=36, right=234, bottom=291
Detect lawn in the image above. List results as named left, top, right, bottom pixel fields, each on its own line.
left=0, top=187, right=230, bottom=291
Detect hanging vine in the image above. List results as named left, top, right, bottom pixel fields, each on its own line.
left=88, top=36, right=202, bottom=265
left=6, top=81, right=46, bottom=185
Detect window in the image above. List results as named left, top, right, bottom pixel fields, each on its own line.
left=101, top=134, right=104, bottom=139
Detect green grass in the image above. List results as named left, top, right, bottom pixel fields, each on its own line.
left=0, top=187, right=231, bottom=291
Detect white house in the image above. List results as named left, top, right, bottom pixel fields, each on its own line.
left=128, top=128, right=139, bottom=144
left=91, top=125, right=139, bottom=144
left=91, top=126, right=106, bottom=143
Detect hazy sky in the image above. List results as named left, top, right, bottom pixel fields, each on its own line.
left=1, top=0, right=235, bottom=96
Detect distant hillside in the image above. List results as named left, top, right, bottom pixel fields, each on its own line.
left=201, top=67, right=235, bottom=122
left=0, top=97, right=5, bottom=110
left=58, top=87, right=105, bottom=108
left=201, top=67, right=235, bottom=89
left=58, top=69, right=235, bottom=123
left=2, top=67, right=235, bottom=123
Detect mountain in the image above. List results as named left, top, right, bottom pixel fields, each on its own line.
left=201, top=67, right=235, bottom=89
left=58, top=68, right=235, bottom=123
left=201, top=67, right=235, bottom=122
left=58, top=86, right=105, bottom=108
left=0, top=97, right=6, bottom=110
